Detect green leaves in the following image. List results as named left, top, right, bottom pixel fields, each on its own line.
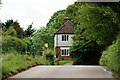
left=2, top=20, right=25, bottom=38
left=67, top=3, right=120, bottom=65
left=24, top=23, right=35, bottom=37
left=5, top=27, right=17, bottom=37
left=32, top=27, right=56, bottom=54
left=100, top=38, right=120, bottom=72
left=46, top=10, right=65, bottom=29
left=2, top=36, right=27, bottom=54
left=75, top=4, right=118, bottom=46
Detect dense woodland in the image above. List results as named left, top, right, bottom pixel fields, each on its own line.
left=0, top=2, right=120, bottom=79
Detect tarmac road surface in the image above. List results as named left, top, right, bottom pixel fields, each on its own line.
left=10, top=65, right=114, bottom=78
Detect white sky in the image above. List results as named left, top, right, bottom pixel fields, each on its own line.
left=0, top=0, right=76, bottom=29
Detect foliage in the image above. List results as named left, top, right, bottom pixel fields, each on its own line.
left=12, top=21, right=25, bottom=38
left=2, top=54, right=50, bottom=79
left=2, top=19, right=13, bottom=29
left=5, top=26, right=17, bottom=37
left=58, top=59, right=73, bottom=65
left=1, top=36, right=27, bottom=54
left=2, top=20, right=25, bottom=38
left=58, top=57, right=64, bottom=61
left=32, top=27, right=56, bottom=54
left=100, top=38, right=120, bottom=73
left=73, top=53, right=101, bottom=65
left=95, top=2, right=120, bottom=22
left=44, top=49, right=55, bottom=65
left=24, top=23, right=35, bottom=37
left=46, top=10, right=65, bottom=29
left=68, top=3, right=119, bottom=64
left=23, top=37, right=33, bottom=54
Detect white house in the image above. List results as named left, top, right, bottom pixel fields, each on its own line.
left=54, top=17, right=74, bottom=58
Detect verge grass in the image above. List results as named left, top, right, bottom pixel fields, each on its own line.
left=58, top=59, right=73, bottom=65
left=2, top=54, right=50, bottom=79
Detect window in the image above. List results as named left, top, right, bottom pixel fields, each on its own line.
left=62, top=35, right=69, bottom=41
left=61, top=49, right=69, bottom=56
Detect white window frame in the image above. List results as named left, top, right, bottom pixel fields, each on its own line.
left=61, top=48, right=70, bottom=56
left=62, top=34, right=69, bottom=41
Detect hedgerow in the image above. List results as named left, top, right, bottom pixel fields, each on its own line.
left=100, top=38, right=120, bottom=73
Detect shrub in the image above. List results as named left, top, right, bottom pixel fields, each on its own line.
left=100, top=38, right=120, bottom=73
left=44, top=49, right=55, bottom=65
left=1, top=36, right=27, bottom=54
left=58, top=57, right=64, bottom=61
left=73, top=55, right=84, bottom=65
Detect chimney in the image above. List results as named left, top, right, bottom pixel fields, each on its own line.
left=64, top=17, right=69, bottom=23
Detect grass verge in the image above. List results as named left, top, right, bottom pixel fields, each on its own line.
left=58, top=59, right=73, bottom=65
left=2, top=54, right=50, bottom=79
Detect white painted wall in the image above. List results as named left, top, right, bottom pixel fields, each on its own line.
left=54, top=34, right=74, bottom=47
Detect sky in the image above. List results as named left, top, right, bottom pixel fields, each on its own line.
left=0, top=0, right=76, bottom=29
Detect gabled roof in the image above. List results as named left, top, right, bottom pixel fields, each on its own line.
left=55, top=20, right=74, bottom=34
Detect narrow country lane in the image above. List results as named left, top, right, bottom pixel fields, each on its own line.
left=9, top=65, right=114, bottom=78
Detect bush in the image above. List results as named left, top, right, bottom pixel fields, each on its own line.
left=1, top=36, right=27, bottom=54
left=58, top=57, right=64, bottom=61
left=100, top=38, right=120, bottom=73
left=46, top=53, right=54, bottom=65
left=73, top=56, right=84, bottom=65
left=45, top=49, right=55, bottom=65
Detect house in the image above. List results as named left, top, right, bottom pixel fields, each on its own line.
left=54, top=17, right=74, bottom=59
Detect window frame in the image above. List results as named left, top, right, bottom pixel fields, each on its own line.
left=62, top=34, right=69, bottom=41
left=61, top=49, right=70, bottom=56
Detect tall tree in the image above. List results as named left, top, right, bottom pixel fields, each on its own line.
left=46, top=10, right=65, bottom=29
left=32, top=27, right=55, bottom=54
left=68, top=3, right=119, bottom=64
left=3, top=19, right=13, bottom=29
left=2, top=19, right=25, bottom=38
left=25, top=23, right=35, bottom=37
left=12, top=21, right=25, bottom=38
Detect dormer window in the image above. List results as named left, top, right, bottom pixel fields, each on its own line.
left=62, top=34, right=69, bottom=41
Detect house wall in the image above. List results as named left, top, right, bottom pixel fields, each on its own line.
left=54, top=34, right=74, bottom=47
left=56, top=46, right=71, bottom=59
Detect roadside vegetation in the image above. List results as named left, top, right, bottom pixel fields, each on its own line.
left=0, top=1, right=120, bottom=80
left=58, top=59, right=73, bottom=65
left=100, top=36, right=120, bottom=79
left=2, top=54, right=50, bottom=79
left=0, top=19, right=55, bottom=79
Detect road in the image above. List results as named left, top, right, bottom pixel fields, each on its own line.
left=9, top=65, right=114, bottom=78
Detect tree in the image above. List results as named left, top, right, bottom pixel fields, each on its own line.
left=23, top=37, right=33, bottom=54
left=3, top=19, right=14, bottom=29
left=69, top=3, right=119, bottom=64
left=25, top=23, right=35, bottom=37
left=2, top=19, right=25, bottom=38
left=6, top=26, right=17, bottom=37
left=46, top=10, right=65, bottom=29
left=32, top=27, right=55, bottom=55
left=12, top=21, right=25, bottom=38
